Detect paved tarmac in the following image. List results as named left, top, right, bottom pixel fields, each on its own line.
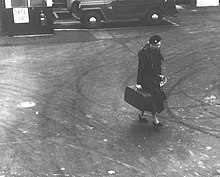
left=0, top=5, right=220, bottom=177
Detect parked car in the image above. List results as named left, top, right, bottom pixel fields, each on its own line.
left=175, top=0, right=191, bottom=5
left=68, top=0, right=178, bottom=28
left=52, top=0, right=67, bottom=8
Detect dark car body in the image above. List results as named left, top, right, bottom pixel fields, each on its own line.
left=70, top=0, right=177, bottom=28
left=175, top=0, right=191, bottom=5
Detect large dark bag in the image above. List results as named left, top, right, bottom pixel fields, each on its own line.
left=124, top=85, right=153, bottom=112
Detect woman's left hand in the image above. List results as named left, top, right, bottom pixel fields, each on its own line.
left=159, top=75, right=167, bottom=87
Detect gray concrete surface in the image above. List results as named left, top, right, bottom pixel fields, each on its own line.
left=0, top=5, right=220, bottom=177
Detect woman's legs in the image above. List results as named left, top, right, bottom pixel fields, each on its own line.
left=138, top=110, right=148, bottom=123
left=152, top=112, right=160, bottom=124
left=151, top=103, right=163, bottom=127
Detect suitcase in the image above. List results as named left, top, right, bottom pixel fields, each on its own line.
left=124, top=85, right=152, bottom=112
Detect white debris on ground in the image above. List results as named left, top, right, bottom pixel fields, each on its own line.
left=176, top=5, right=184, bottom=10
left=205, top=147, right=212, bottom=150
left=86, top=114, right=93, bottom=119
left=108, top=170, right=116, bottom=175
left=17, top=101, right=35, bottom=108
left=204, top=95, right=217, bottom=104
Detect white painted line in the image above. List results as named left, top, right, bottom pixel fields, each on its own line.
left=53, top=11, right=59, bottom=19
left=55, top=28, right=89, bottom=31
left=163, top=18, right=180, bottom=27
left=13, top=34, right=54, bottom=38
left=54, top=21, right=80, bottom=24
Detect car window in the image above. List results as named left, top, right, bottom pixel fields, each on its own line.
left=104, top=0, right=114, bottom=3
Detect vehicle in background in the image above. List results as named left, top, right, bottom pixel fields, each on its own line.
left=53, top=0, right=178, bottom=29
left=175, top=0, right=191, bottom=5
left=52, top=0, right=67, bottom=8
left=69, top=0, right=178, bottom=28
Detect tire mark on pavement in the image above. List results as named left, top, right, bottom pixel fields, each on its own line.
left=165, top=68, right=220, bottom=138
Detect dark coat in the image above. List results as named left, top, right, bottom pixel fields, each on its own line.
left=137, top=44, right=166, bottom=113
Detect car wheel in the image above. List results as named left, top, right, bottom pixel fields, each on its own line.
left=83, top=12, right=101, bottom=28
left=146, top=9, right=163, bottom=25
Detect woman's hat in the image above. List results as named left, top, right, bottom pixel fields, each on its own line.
left=149, top=35, right=161, bottom=45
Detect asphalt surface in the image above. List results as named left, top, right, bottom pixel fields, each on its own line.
left=0, top=5, right=220, bottom=177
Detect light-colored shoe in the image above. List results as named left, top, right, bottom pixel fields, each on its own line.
left=153, top=121, right=163, bottom=127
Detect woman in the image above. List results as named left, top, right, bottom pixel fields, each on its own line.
left=136, top=35, right=166, bottom=127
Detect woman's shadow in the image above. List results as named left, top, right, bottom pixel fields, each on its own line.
left=123, top=119, right=171, bottom=159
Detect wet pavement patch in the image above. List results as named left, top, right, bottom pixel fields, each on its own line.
left=0, top=31, right=97, bottom=46
left=54, top=18, right=177, bottom=30
left=92, top=31, right=113, bottom=40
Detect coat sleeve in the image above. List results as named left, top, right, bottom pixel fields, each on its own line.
left=158, top=51, right=164, bottom=75
left=137, top=49, right=146, bottom=85
left=159, top=51, right=164, bottom=61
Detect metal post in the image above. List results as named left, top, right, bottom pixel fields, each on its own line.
left=0, top=0, right=2, bottom=33
left=4, top=0, right=11, bottom=8
left=27, top=0, right=30, bottom=7
left=0, top=0, right=6, bottom=34
left=47, top=0, right=53, bottom=7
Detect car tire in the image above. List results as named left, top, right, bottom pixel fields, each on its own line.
left=83, top=12, right=101, bottom=29
left=146, top=9, right=163, bottom=25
